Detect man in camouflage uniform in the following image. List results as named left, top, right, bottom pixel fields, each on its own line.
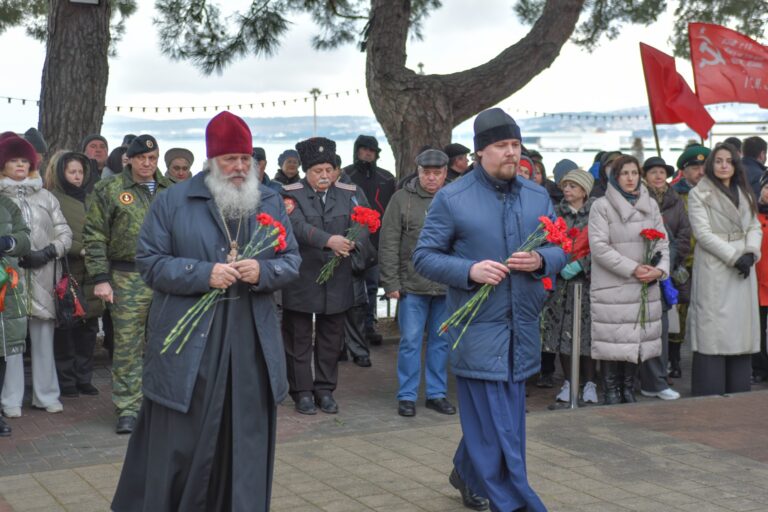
left=668, top=144, right=710, bottom=378
left=84, top=135, right=171, bottom=434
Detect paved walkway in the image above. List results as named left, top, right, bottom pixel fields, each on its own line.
left=1, top=336, right=767, bottom=511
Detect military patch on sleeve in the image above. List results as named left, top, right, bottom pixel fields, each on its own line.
left=119, top=192, right=134, bottom=205
left=283, top=197, right=297, bottom=214
left=282, top=182, right=303, bottom=191
left=334, top=181, right=357, bottom=192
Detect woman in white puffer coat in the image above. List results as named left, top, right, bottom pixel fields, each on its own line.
left=0, top=136, right=72, bottom=417
left=588, top=154, right=669, bottom=405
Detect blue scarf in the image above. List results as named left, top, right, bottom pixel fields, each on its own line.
left=608, top=174, right=640, bottom=205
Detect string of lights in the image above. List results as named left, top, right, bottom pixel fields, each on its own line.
left=0, top=89, right=755, bottom=120
left=0, top=88, right=363, bottom=114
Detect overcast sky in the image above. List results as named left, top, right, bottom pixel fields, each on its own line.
left=0, top=1, right=706, bottom=128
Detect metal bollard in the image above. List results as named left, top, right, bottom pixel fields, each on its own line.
left=569, top=283, right=582, bottom=409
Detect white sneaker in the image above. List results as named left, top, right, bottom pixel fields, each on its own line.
left=33, top=401, right=64, bottom=413
left=45, top=402, right=64, bottom=413
left=641, top=388, right=680, bottom=400
left=2, top=407, right=21, bottom=418
left=582, top=381, right=599, bottom=403
left=556, top=380, right=570, bottom=402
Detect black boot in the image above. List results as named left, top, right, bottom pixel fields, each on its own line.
left=668, top=342, right=682, bottom=378
left=602, top=361, right=622, bottom=405
left=622, top=362, right=638, bottom=403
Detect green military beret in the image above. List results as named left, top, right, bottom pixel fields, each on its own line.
left=676, top=145, right=710, bottom=170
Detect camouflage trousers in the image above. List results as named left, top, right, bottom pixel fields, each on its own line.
left=111, top=270, right=152, bottom=418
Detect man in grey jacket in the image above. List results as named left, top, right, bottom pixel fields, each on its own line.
left=380, top=149, right=455, bottom=418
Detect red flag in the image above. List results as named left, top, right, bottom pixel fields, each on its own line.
left=689, top=23, right=768, bottom=107
left=640, top=43, right=715, bottom=139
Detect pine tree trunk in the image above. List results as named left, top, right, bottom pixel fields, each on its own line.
left=39, top=0, right=111, bottom=155
left=366, top=0, right=585, bottom=179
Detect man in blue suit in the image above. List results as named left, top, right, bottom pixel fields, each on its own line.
left=414, top=108, right=567, bottom=512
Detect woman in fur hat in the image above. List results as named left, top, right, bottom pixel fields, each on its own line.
left=0, top=135, right=72, bottom=418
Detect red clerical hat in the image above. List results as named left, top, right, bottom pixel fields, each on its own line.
left=205, top=112, right=253, bottom=159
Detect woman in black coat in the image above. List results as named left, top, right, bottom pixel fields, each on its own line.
left=639, top=157, right=691, bottom=399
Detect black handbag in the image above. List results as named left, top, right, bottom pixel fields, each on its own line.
left=53, top=257, right=88, bottom=329
left=351, top=236, right=378, bottom=275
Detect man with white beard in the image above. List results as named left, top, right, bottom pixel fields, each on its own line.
left=111, top=111, right=301, bottom=512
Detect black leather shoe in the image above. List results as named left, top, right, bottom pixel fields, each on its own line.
left=449, top=468, right=489, bottom=511
left=398, top=400, right=415, bottom=417
left=316, top=394, right=338, bottom=414
left=425, top=398, right=456, bottom=415
left=77, top=383, right=99, bottom=396
left=115, top=416, right=136, bottom=435
left=60, top=386, right=79, bottom=398
left=353, top=355, right=372, bottom=367
left=0, top=417, right=11, bottom=437
left=295, top=396, right=317, bottom=415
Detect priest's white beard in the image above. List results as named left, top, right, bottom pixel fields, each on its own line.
left=204, top=159, right=261, bottom=220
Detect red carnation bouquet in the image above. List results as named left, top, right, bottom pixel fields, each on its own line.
left=635, top=228, right=666, bottom=330
left=316, top=205, right=380, bottom=284
left=162, top=213, right=288, bottom=355
left=440, top=216, right=573, bottom=349
left=567, top=226, right=590, bottom=261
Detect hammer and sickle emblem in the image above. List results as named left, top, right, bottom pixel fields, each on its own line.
left=697, top=29, right=726, bottom=69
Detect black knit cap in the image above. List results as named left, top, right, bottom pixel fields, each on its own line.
left=81, top=134, right=108, bottom=152
left=126, top=134, right=159, bottom=158
left=252, top=147, right=266, bottom=161
left=473, top=108, right=521, bottom=152
left=121, top=134, right=137, bottom=147
left=23, top=127, right=48, bottom=154
left=296, top=137, right=337, bottom=171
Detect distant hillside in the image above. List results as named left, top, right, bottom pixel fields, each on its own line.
left=103, top=104, right=767, bottom=143
left=103, top=115, right=384, bottom=143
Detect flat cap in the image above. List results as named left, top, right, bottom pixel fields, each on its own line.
left=416, top=149, right=449, bottom=168
left=444, top=143, right=471, bottom=159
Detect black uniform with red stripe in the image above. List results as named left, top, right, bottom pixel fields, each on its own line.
left=280, top=179, right=368, bottom=315
left=280, top=178, right=369, bottom=401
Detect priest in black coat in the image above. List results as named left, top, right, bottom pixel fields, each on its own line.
left=111, top=111, right=300, bottom=512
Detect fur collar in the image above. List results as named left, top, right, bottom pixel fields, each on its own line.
left=0, top=174, right=43, bottom=193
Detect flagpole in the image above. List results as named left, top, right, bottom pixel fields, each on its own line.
left=640, top=44, right=663, bottom=157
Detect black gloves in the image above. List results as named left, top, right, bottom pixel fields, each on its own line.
left=649, top=251, right=662, bottom=267
left=0, top=235, right=14, bottom=253
left=734, top=253, right=756, bottom=279
left=18, top=244, right=57, bottom=269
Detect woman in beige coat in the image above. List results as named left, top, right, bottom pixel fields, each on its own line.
left=0, top=139, right=72, bottom=417
left=589, top=155, right=669, bottom=404
left=687, top=142, right=761, bottom=396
